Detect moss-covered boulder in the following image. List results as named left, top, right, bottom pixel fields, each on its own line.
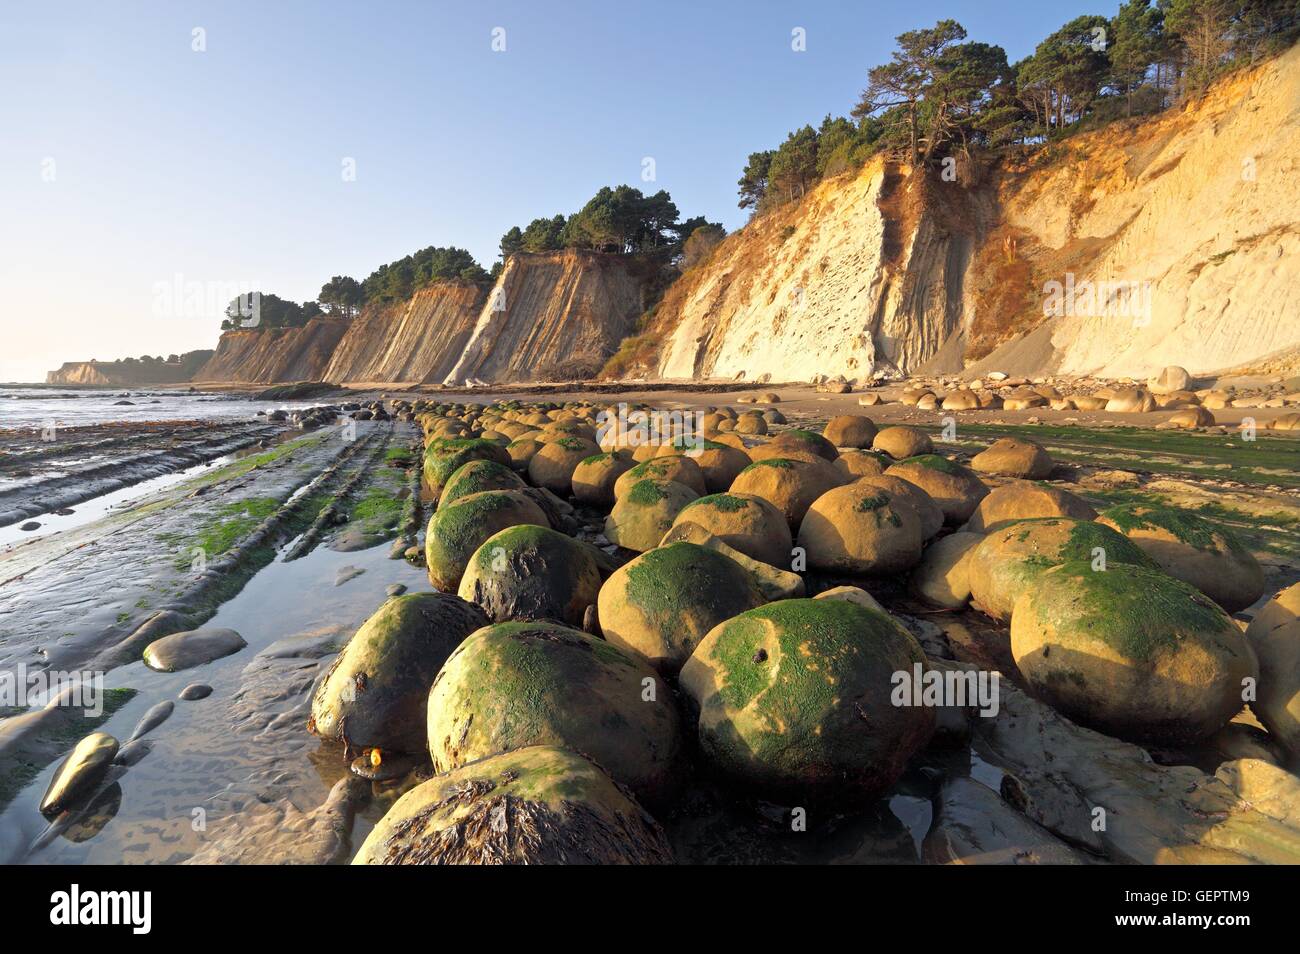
left=734, top=412, right=768, bottom=436
left=426, top=622, right=685, bottom=806
left=570, top=450, right=636, bottom=508
left=679, top=599, right=933, bottom=804
left=605, top=478, right=699, bottom=552
left=505, top=438, right=545, bottom=473
left=765, top=428, right=839, bottom=461
left=970, top=437, right=1054, bottom=479
left=528, top=436, right=602, bottom=495
left=655, top=440, right=751, bottom=492
left=598, top=542, right=766, bottom=675
left=796, top=483, right=924, bottom=574
left=963, top=480, right=1097, bottom=533
left=728, top=458, right=843, bottom=528
left=833, top=449, right=889, bottom=480
left=457, top=524, right=602, bottom=625
left=1011, top=562, right=1258, bottom=744
left=886, top=455, right=988, bottom=525
left=856, top=474, right=944, bottom=539
left=872, top=426, right=933, bottom=459
left=668, top=492, right=792, bottom=568
left=310, top=593, right=489, bottom=754
left=911, top=532, right=983, bottom=609
left=1245, top=582, right=1300, bottom=757
left=353, top=746, right=672, bottom=864
left=1097, top=504, right=1265, bottom=612
left=613, top=455, right=708, bottom=499
left=425, top=490, right=550, bottom=591
left=823, top=415, right=878, bottom=449
left=967, top=517, right=1156, bottom=623
left=439, top=459, right=527, bottom=506
left=424, top=438, right=512, bottom=498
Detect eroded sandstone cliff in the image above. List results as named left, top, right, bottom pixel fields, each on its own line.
left=193, top=317, right=348, bottom=384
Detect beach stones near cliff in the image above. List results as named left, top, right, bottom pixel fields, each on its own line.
left=528, top=436, right=601, bottom=495
left=1098, top=504, right=1264, bottom=612
left=439, top=459, right=526, bottom=505
left=911, top=532, right=982, bottom=609
left=1105, top=388, right=1157, bottom=413
left=427, top=622, right=684, bottom=805
left=832, top=449, right=889, bottom=480
left=657, top=440, right=750, bottom=492
left=424, top=438, right=512, bottom=498
left=614, top=455, right=708, bottom=499
left=458, top=524, right=602, bottom=626
left=598, top=542, right=765, bottom=675
left=311, top=593, right=488, bottom=754
left=571, top=450, right=635, bottom=507
left=1011, top=562, right=1258, bottom=744
left=729, top=458, right=842, bottom=528
left=963, top=480, right=1097, bottom=533
left=353, top=746, right=672, bottom=865
left=605, top=478, right=700, bottom=552
left=886, top=455, right=988, bottom=524
left=797, top=483, right=924, bottom=574
left=970, top=437, right=1054, bottom=479
left=765, top=428, right=839, bottom=461
left=967, top=518, right=1156, bottom=623
left=823, top=415, right=878, bottom=449
left=668, top=492, right=792, bottom=567
left=143, top=628, right=246, bottom=672
left=1164, top=406, right=1216, bottom=428
left=940, top=391, right=980, bottom=412
left=872, top=426, right=933, bottom=459
left=734, top=412, right=768, bottom=436
left=40, top=732, right=119, bottom=816
left=856, top=474, right=944, bottom=539
left=1246, top=582, right=1300, bottom=757
left=425, top=490, right=549, bottom=591
left=1149, top=366, right=1192, bottom=395
left=679, top=598, right=933, bottom=804
left=505, top=438, right=544, bottom=472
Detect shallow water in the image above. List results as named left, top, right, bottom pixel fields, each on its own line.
left=0, top=387, right=325, bottom=430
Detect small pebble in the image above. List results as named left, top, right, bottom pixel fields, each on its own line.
left=178, top=683, right=213, bottom=701
left=385, top=583, right=407, bottom=597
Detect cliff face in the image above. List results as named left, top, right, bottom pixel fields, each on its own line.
left=444, top=249, right=647, bottom=384
left=193, top=317, right=349, bottom=384
left=644, top=43, right=1300, bottom=382
left=46, top=352, right=214, bottom=386
left=322, top=280, right=487, bottom=385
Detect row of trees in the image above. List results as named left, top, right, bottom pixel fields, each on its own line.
left=498, top=185, right=723, bottom=260
left=739, top=0, right=1299, bottom=210
left=220, top=293, right=324, bottom=331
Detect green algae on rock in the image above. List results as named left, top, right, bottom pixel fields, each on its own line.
left=438, top=458, right=527, bottom=506
left=669, top=491, right=793, bottom=568
left=457, top=523, right=602, bottom=626
left=605, top=477, right=699, bottom=552
left=424, top=490, right=550, bottom=591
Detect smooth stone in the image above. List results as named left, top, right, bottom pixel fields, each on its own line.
left=113, top=739, right=153, bottom=767
left=178, top=683, right=213, bottom=701
left=335, top=565, right=365, bottom=586
left=126, top=700, right=174, bottom=742
left=40, top=732, right=119, bottom=816
left=143, top=628, right=247, bottom=672
left=385, top=583, right=407, bottom=597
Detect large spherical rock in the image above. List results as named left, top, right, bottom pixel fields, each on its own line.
left=425, top=490, right=550, bottom=591
left=970, top=437, right=1054, bottom=479
left=427, top=621, right=685, bottom=805
left=528, top=436, right=601, bottom=495
left=968, top=517, right=1157, bottom=623
left=733, top=412, right=768, bottom=436
left=311, top=593, right=488, bottom=753
left=571, top=451, right=635, bottom=508
left=1011, top=562, right=1258, bottom=744
left=605, top=478, right=699, bottom=552
left=872, top=426, right=933, bottom=459
left=1245, top=582, right=1300, bottom=757
left=424, top=438, right=512, bottom=498
left=439, top=459, right=527, bottom=506
left=1097, top=504, right=1264, bottom=612
left=613, top=455, right=708, bottom=499
left=505, top=438, right=545, bottom=472
left=796, top=483, right=924, bottom=574
left=668, top=492, right=792, bottom=568
left=679, top=598, right=934, bottom=803
left=656, top=440, right=751, bottom=492
left=823, top=415, right=878, bottom=449
left=353, top=746, right=673, bottom=865
left=765, top=429, right=839, bottom=461
left=855, top=474, right=944, bottom=539
left=458, top=524, right=602, bottom=625
left=1149, top=366, right=1192, bottom=395
left=963, top=480, right=1097, bottom=533
left=911, top=532, right=983, bottom=609
left=886, top=455, right=988, bottom=524
left=729, top=458, right=843, bottom=528
left=834, top=449, right=889, bottom=480
left=598, top=542, right=765, bottom=675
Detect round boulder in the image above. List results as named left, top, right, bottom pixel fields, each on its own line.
left=1011, top=562, right=1258, bottom=744
left=439, top=459, right=526, bottom=506
left=823, top=415, right=878, bottom=449
left=886, top=455, right=988, bottom=524
left=605, top=478, right=700, bottom=552
left=613, top=455, right=708, bottom=499
left=424, top=438, right=512, bottom=498
left=679, top=599, right=934, bottom=804
left=834, top=449, right=889, bottom=480
left=856, top=474, right=944, bottom=539
left=970, top=437, right=1054, bottom=480
left=872, top=426, right=933, bottom=459
left=427, top=621, right=685, bottom=806
left=458, top=524, right=602, bottom=626
left=425, top=490, right=550, bottom=591
left=571, top=451, right=635, bottom=508
left=796, top=483, right=924, bottom=574
left=963, top=481, right=1097, bottom=533
left=729, top=458, right=843, bottom=528
left=528, top=436, right=601, bottom=495
left=598, top=542, right=765, bottom=674
left=668, top=492, right=792, bottom=568
left=1245, top=582, right=1300, bottom=757
left=911, top=532, right=983, bottom=609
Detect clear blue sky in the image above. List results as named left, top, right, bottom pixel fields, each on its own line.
left=0, top=0, right=1095, bottom=382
